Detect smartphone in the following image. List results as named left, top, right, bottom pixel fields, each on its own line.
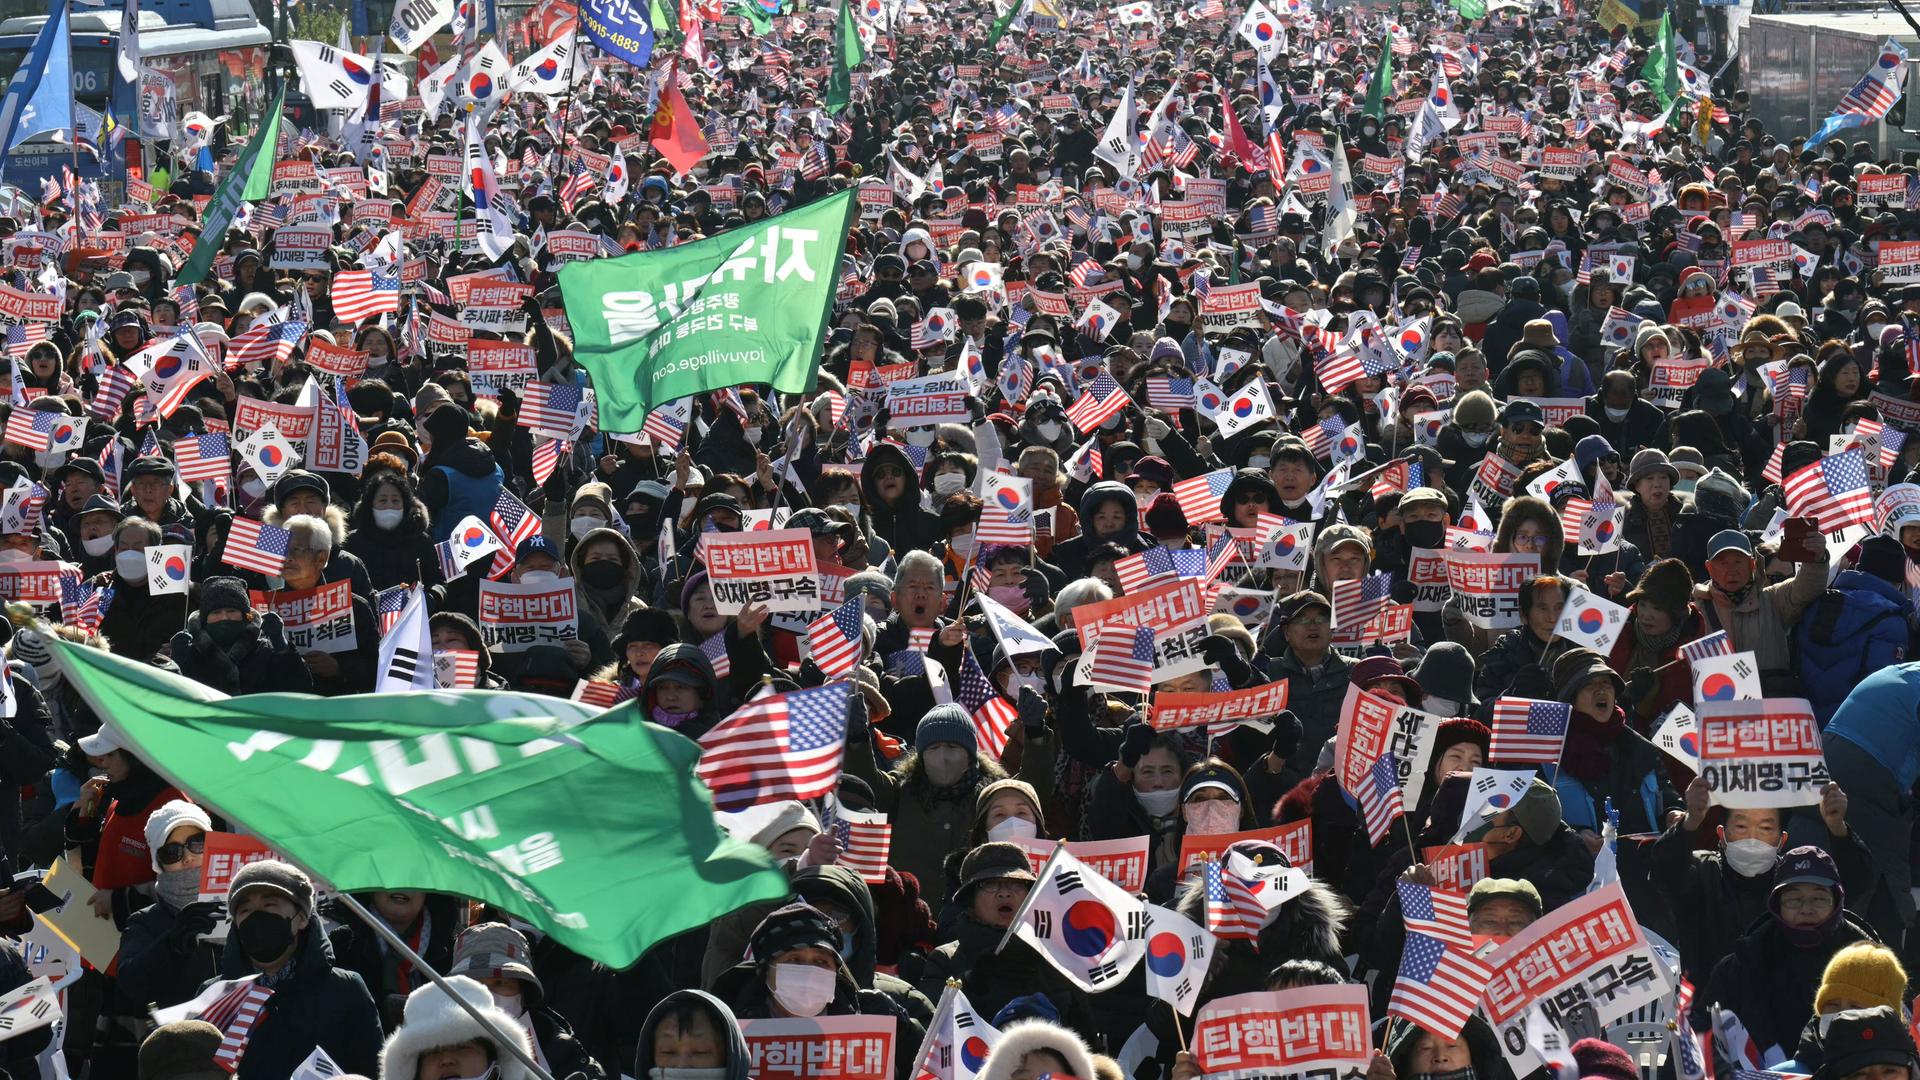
left=1779, top=516, right=1825, bottom=564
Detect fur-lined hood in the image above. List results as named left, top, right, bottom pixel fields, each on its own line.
left=978, top=1019, right=1097, bottom=1080
left=380, top=975, right=536, bottom=1080
left=1172, top=865, right=1349, bottom=1002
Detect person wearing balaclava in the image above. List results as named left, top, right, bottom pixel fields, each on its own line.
left=1652, top=774, right=1872, bottom=988
left=116, top=799, right=225, bottom=1009
left=712, top=902, right=921, bottom=1080
left=447, top=922, right=605, bottom=1080
left=1701, top=847, right=1878, bottom=1063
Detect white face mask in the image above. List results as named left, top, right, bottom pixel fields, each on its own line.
left=949, top=533, right=975, bottom=557
left=1462, top=430, right=1492, bottom=448
left=932, top=472, right=965, bottom=495
left=82, top=534, right=115, bottom=557
left=490, top=990, right=526, bottom=1017
left=1035, top=421, right=1064, bottom=442
left=1724, top=837, right=1781, bottom=878
left=1136, top=787, right=1179, bottom=816
left=835, top=502, right=862, bottom=520
left=241, top=477, right=265, bottom=499
left=922, top=745, right=972, bottom=786
left=770, top=963, right=837, bottom=1017
left=115, top=549, right=147, bottom=582
left=1868, top=323, right=1888, bottom=344
left=987, top=816, right=1038, bottom=842
left=1248, top=456, right=1271, bottom=469
left=372, top=508, right=404, bottom=530
left=1126, top=253, right=1145, bottom=270
left=1424, top=695, right=1461, bottom=718
left=520, top=570, right=559, bottom=584
left=651, top=1070, right=729, bottom=1080
left=905, top=427, right=937, bottom=447
left=570, top=515, right=606, bottom=539
left=33, top=449, right=63, bottom=469
left=1605, top=406, right=1631, bottom=422
left=744, top=425, right=763, bottom=443
left=1001, top=670, right=1043, bottom=698
left=129, top=269, right=151, bottom=288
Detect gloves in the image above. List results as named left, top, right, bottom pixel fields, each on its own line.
left=1018, top=687, right=1048, bottom=737
left=846, top=682, right=870, bottom=738
left=1270, top=710, right=1304, bottom=761
left=171, top=901, right=225, bottom=947
left=797, top=659, right=826, bottom=688
left=1626, top=666, right=1656, bottom=704
left=1389, top=577, right=1417, bottom=605
left=1145, top=416, right=1172, bottom=441
left=260, top=611, right=289, bottom=653
left=1120, top=721, right=1156, bottom=768
left=1199, top=634, right=1239, bottom=668
left=1021, top=567, right=1051, bottom=608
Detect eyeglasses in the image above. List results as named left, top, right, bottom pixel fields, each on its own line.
left=1234, top=491, right=1270, bottom=505
left=158, top=836, right=205, bottom=865
left=1778, top=894, right=1834, bottom=914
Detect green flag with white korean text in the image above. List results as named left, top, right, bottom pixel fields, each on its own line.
left=53, top=639, right=788, bottom=968
left=176, top=86, right=284, bottom=287
left=558, top=188, right=858, bottom=433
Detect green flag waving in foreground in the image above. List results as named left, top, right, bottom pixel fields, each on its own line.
left=176, top=85, right=285, bottom=287
left=558, top=188, right=858, bottom=433
left=54, top=639, right=788, bottom=968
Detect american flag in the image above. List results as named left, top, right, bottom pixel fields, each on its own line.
left=376, top=585, right=410, bottom=635
left=1299, top=416, right=1350, bottom=460
left=1330, top=571, right=1392, bottom=629
left=1145, top=375, right=1196, bottom=411
left=2, top=408, right=56, bottom=451
left=1113, top=546, right=1205, bottom=593
left=520, top=382, right=585, bottom=436
left=1390, top=928, right=1494, bottom=1040
left=1783, top=449, right=1873, bottom=531
left=641, top=407, right=688, bottom=452
left=173, top=433, right=230, bottom=483
left=957, top=647, right=1018, bottom=759
left=694, top=682, right=850, bottom=811
left=806, top=595, right=867, bottom=677
left=61, top=571, right=107, bottom=634
left=2, top=322, right=49, bottom=352
left=210, top=982, right=274, bottom=1071
left=487, top=488, right=541, bottom=578
left=827, top=803, right=892, bottom=884
left=700, top=631, right=732, bottom=679
left=1833, top=47, right=1906, bottom=121
left=1400, top=879, right=1474, bottom=946
left=223, top=517, right=292, bottom=575
left=572, top=679, right=636, bottom=709
left=1063, top=371, right=1132, bottom=432
left=1086, top=623, right=1155, bottom=694
left=1316, top=348, right=1368, bottom=394
left=530, top=437, right=561, bottom=485
left=1170, top=468, right=1233, bottom=525
left=559, top=161, right=595, bottom=212
left=225, top=320, right=307, bottom=369
left=433, top=649, right=480, bottom=691
left=1679, top=631, right=1734, bottom=663
left=1761, top=442, right=1788, bottom=486
left=1357, top=751, right=1405, bottom=846
left=330, top=269, right=401, bottom=324
left=174, top=285, right=201, bottom=324
left=975, top=503, right=1033, bottom=546
left=1488, top=697, right=1574, bottom=762
left=1203, top=858, right=1267, bottom=940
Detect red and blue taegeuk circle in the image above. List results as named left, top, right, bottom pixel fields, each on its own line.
left=1146, top=932, right=1186, bottom=977
left=1062, top=900, right=1117, bottom=957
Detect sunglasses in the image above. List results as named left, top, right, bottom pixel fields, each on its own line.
left=1234, top=491, right=1270, bottom=505
left=158, top=836, right=206, bottom=865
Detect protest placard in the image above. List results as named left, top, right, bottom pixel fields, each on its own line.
left=1073, top=578, right=1213, bottom=680
left=250, top=581, right=357, bottom=653
left=740, top=1016, right=896, bottom=1080
left=1149, top=683, right=1292, bottom=732
left=698, top=529, right=822, bottom=614
left=1191, top=985, right=1371, bottom=1080
left=1696, top=698, right=1829, bottom=808
left=197, top=833, right=278, bottom=903
left=1013, top=836, right=1152, bottom=892
left=1444, top=551, right=1540, bottom=630
left=477, top=579, right=581, bottom=652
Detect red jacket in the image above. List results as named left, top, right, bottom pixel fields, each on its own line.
left=90, top=785, right=183, bottom=889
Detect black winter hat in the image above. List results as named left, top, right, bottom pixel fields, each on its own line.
left=1812, top=1007, right=1918, bottom=1080
left=1409, top=641, right=1477, bottom=709
left=200, top=576, right=250, bottom=617
left=749, top=902, right=841, bottom=963
left=1857, top=536, right=1907, bottom=588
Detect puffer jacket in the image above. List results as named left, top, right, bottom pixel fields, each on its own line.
left=213, top=916, right=385, bottom=1078
left=1049, top=480, right=1150, bottom=582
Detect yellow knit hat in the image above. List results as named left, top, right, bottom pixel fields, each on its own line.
left=1816, top=943, right=1910, bottom=1016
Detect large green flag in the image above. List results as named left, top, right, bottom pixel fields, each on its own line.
left=1452, top=0, right=1485, bottom=19
left=53, top=640, right=787, bottom=968
left=733, top=0, right=773, bottom=34
left=1363, top=34, right=1393, bottom=122
left=825, top=0, right=864, bottom=115
left=1643, top=12, right=1678, bottom=111
left=559, top=188, right=857, bottom=432
left=176, top=85, right=285, bottom=287
left=986, top=0, right=1027, bottom=48
left=652, top=0, right=683, bottom=47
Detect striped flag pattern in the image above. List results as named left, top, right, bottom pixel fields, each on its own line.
left=173, top=433, right=231, bottom=483
left=957, top=647, right=1018, bottom=759
left=1357, top=752, right=1405, bottom=846
left=330, top=269, right=401, bottom=324
left=1783, top=449, right=1873, bottom=531
left=1488, top=697, right=1574, bottom=762
left=222, top=517, right=291, bottom=575
left=806, top=595, right=867, bottom=677
left=1086, top=623, right=1155, bottom=694
left=694, top=683, right=850, bottom=811
left=1679, top=631, right=1735, bottom=663
left=1203, top=858, right=1267, bottom=940
left=828, top=805, right=893, bottom=884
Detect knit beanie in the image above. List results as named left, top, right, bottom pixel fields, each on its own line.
left=915, top=704, right=977, bottom=755
left=748, top=902, right=841, bottom=964
left=1816, top=943, right=1910, bottom=1015
left=200, top=576, right=252, bottom=618
left=1856, top=536, right=1907, bottom=589
left=1451, top=389, right=1497, bottom=428
left=1143, top=492, right=1189, bottom=540
left=1691, top=468, right=1750, bottom=522
left=1571, top=1038, right=1639, bottom=1080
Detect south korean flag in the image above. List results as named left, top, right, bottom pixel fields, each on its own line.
left=1007, top=845, right=1147, bottom=991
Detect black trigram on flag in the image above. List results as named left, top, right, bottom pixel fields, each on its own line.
left=387, top=646, right=422, bottom=684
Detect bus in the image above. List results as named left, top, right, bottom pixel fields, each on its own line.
left=0, top=0, right=270, bottom=204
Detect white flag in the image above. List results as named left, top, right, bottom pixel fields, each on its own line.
left=376, top=587, right=435, bottom=692
left=1093, top=82, right=1138, bottom=176
left=1213, top=379, right=1275, bottom=438
left=1554, top=583, right=1628, bottom=653
left=417, top=52, right=463, bottom=121
left=1235, top=1, right=1286, bottom=63
left=116, top=0, right=143, bottom=81
left=1321, top=130, right=1356, bottom=262
left=1142, top=903, right=1216, bottom=1017
left=145, top=544, right=192, bottom=596
left=1692, top=650, right=1762, bottom=705
left=442, top=515, right=503, bottom=577
left=287, top=41, right=392, bottom=111
left=463, top=112, right=515, bottom=260
left=237, top=424, right=297, bottom=486
left=1650, top=702, right=1699, bottom=774
left=973, top=591, right=1055, bottom=657
left=508, top=35, right=586, bottom=95
left=1006, top=845, right=1147, bottom=991
left=908, top=984, right=1003, bottom=1080
left=1451, top=768, right=1537, bottom=843
left=0, top=977, right=59, bottom=1042
left=387, top=0, right=456, bottom=53
left=291, top=1044, right=344, bottom=1080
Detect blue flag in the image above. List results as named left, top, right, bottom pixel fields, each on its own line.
left=580, top=0, right=655, bottom=69
left=0, top=2, right=74, bottom=169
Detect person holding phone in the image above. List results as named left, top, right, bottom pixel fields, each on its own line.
left=1693, top=527, right=1829, bottom=698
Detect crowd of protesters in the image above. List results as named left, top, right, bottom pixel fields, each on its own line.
left=6, top=0, right=1920, bottom=1077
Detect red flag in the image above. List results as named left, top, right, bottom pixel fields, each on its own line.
left=1223, top=94, right=1261, bottom=171
left=650, top=62, right=710, bottom=175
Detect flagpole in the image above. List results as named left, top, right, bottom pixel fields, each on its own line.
left=65, top=0, right=83, bottom=249
left=992, top=840, right=1062, bottom=955
left=331, top=890, right=560, bottom=1080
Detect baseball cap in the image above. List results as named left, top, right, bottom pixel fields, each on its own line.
left=1499, top=400, right=1546, bottom=428
left=78, top=724, right=125, bottom=756
left=1707, top=529, right=1754, bottom=558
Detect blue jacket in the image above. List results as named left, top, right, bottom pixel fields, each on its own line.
left=1824, top=661, right=1920, bottom=790
left=1794, top=570, right=1912, bottom=726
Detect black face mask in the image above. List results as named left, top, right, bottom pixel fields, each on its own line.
left=236, top=911, right=296, bottom=963
left=626, top=513, right=659, bottom=538
left=581, top=561, right=627, bottom=590
left=207, top=620, right=250, bottom=648
left=1403, top=520, right=1446, bottom=550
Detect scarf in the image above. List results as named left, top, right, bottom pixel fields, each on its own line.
left=1643, top=502, right=1674, bottom=557
left=1628, top=614, right=1688, bottom=671
left=1561, top=706, right=1626, bottom=783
